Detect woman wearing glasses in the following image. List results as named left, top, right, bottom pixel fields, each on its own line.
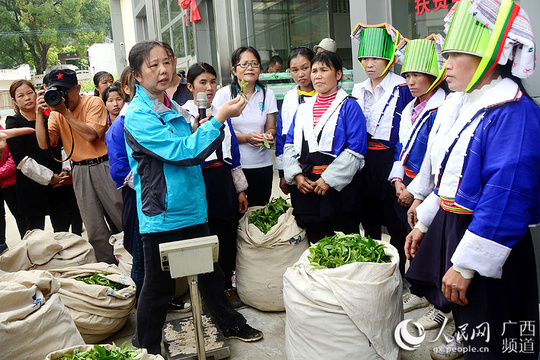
left=213, top=46, right=278, bottom=206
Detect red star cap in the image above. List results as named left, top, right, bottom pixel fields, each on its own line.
left=48, top=69, right=77, bottom=89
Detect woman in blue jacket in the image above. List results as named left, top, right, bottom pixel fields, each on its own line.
left=124, top=41, right=262, bottom=354
left=405, top=1, right=539, bottom=357
left=283, top=51, right=367, bottom=242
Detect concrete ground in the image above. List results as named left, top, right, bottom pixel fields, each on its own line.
left=3, top=170, right=459, bottom=360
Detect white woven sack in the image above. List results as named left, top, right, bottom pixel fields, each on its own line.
left=0, top=270, right=84, bottom=359
left=109, top=232, right=133, bottom=276
left=46, top=344, right=165, bottom=360
left=0, top=229, right=96, bottom=272
left=48, top=262, right=136, bottom=343
left=236, top=206, right=307, bottom=311
left=283, top=241, right=403, bottom=360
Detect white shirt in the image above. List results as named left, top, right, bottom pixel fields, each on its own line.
left=352, top=72, right=405, bottom=141
left=213, top=85, right=278, bottom=169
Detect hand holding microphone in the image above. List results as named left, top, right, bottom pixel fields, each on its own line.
left=196, top=92, right=207, bottom=126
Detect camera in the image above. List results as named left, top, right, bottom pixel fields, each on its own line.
left=44, top=86, right=68, bottom=108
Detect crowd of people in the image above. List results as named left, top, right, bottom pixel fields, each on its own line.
left=1, top=0, right=539, bottom=358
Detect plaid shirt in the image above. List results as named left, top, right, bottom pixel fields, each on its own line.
left=411, top=95, right=432, bottom=124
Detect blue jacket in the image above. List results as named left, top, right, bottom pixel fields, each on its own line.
left=105, top=115, right=130, bottom=189
left=455, top=97, right=540, bottom=248
left=378, top=84, right=414, bottom=152
left=124, top=85, right=224, bottom=234
left=396, top=109, right=438, bottom=174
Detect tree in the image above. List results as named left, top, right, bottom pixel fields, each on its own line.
left=0, top=0, right=111, bottom=73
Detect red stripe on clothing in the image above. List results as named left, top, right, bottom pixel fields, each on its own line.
left=313, top=92, right=337, bottom=127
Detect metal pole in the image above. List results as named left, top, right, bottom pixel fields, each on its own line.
left=188, top=274, right=206, bottom=360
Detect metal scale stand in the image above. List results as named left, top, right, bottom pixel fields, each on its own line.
left=159, top=236, right=230, bottom=360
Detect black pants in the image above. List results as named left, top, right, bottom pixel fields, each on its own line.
left=208, top=215, right=239, bottom=289
left=407, top=210, right=539, bottom=359
left=135, top=224, right=246, bottom=354
left=304, top=210, right=359, bottom=243
left=0, top=184, right=26, bottom=241
left=122, top=186, right=144, bottom=297
left=243, top=166, right=273, bottom=207
left=359, top=149, right=407, bottom=277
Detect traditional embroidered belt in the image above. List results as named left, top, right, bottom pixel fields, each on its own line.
left=310, top=165, right=328, bottom=174
left=440, top=196, right=473, bottom=214
left=404, top=166, right=417, bottom=179
left=72, top=154, right=108, bottom=166
left=367, top=141, right=389, bottom=150
left=203, top=160, right=225, bottom=169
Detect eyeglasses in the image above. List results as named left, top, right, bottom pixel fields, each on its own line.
left=235, top=61, right=260, bottom=69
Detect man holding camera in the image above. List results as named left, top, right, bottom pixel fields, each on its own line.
left=35, top=69, right=123, bottom=263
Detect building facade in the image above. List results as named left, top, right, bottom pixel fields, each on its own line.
left=109, top=0, right=540, bottom=99
left=109, top=0, right=540, bottom=291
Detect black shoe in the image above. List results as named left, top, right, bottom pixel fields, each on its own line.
left=167, top=298, right=192, bottom=313
left=225, top=288, right=243, bottom=309
left=223, top=324, right=263, bottom=342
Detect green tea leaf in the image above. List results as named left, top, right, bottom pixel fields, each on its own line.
left=249, top=198, right=290, bottom=234
left=307, top=232, right=390, bottom=269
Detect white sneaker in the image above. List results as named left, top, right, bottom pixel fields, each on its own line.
left=430, top=336, right=464, bottom=360
left=417, top=305, right=453, bottom=330
left=403, top=292, right=430, bottom=313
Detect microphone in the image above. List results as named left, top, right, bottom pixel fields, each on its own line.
left=196, top=92, right=207, bottom=125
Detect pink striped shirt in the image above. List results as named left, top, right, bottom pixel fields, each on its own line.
left=313, top=92, right=337, bottom=127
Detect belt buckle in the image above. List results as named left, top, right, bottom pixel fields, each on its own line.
left=88, top=158, right=98, bottom=166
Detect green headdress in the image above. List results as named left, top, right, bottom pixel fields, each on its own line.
left=401, top=34, right=447, bottom=95
left=442, top=0, right=524, bottom=92
left=352, top=22, right=406, bottom=77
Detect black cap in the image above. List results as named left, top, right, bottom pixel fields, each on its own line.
left=48, top=69, right=78, bottom=89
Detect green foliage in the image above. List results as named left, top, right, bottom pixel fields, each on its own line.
left=308, top=232, right=390, bottom=269
left=59, top=342, right=141, bottom=360
left=0, top=0, right=111, bottom=72
left=249, top=197, right=290, bottom=234
left=75, top=272, right=127, bottom=291
left=79, top=78, right=95, bottom=93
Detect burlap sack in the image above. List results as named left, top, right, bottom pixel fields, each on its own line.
left=236, top=206, right=308, bottom=311
left=48, top=262, right=136, bottom=343
left=0, top=229, right=96, bottom=272
left=46, top=344, right=165, bottom=360
left=109, top=232, right=132, bottom=276
left=283, top=242, right=403, bottom=360
left=0, top=270, right=84, bottom=359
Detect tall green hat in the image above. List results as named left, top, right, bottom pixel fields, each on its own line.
left=401, top=34, right=447, bottom=95
left=352, top=22, right=406, bottom=77
left=443, top=0, right=524, bottom=92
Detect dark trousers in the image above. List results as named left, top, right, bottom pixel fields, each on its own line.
left=361, top=187, right=407, bottom=277
left=122, top=186, right=144, bottom=298
left=208, top=216, right=239, bottom=289
left=25, top=193, right=73, bottom=235
left=135, top=224, right=246, bottom=354
left=304, top=210, right=359, bottom=243
left=407, top=210, right=539, bottom=359
left=66, top=185, right=83, bottom=235
left=0, top=184, right=26, bottom=241
left=359, top=148, right=407, bottom=277
left=243, top=166, right=273, bottom=207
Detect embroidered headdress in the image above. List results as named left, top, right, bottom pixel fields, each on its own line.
left=351, top=22, right=406, bottom=77
left=443, top=0, right=535, bottom=92
left=401, top=34, right=447, bottom=94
